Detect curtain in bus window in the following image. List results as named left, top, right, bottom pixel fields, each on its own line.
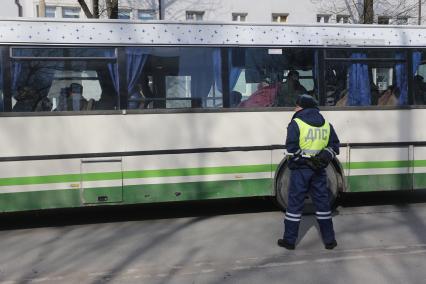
left=0, top=51, right=3, bottom=112
left=179, top=48, right=215, bottom=103
left=12, top=62, right=22, bottom=93
left=212, top=49, right=241, bottom=92
left=313, top=50, right=319, bottom=99
left=348, top=53, right=371, bottom=106
left=244, top=49, right=265, bottom=83
left=413, top=51, right=422, bottom=73
left=395, top=52, right=408, bottom=105
left=103, top=49, right=119, bottom=94
left=126, top=47, right=150, bottom=108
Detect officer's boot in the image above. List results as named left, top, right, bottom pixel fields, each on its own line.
left=317, top=218, right=337, bottom=249
left=279, top=217, right=301, bottom=250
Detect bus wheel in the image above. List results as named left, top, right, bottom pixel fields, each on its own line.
left=275, top=163, right=341, bottom=213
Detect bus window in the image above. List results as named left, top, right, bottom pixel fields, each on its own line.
left=0, top=48, right=3, bottom=112
left=413, top=50, right=426, bottom=105
left=325, top=49, right=408, bottom=107
left=10, top=47, right=118, bottom=112
left=125, top=47, right=222, bottom=110
left=230, top=48, right=318, bottom=108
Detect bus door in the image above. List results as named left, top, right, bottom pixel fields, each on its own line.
left=80, top=158, right=123, bottom=204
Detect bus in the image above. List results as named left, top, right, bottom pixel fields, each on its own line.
left=0, top=18, right=425, bottom=213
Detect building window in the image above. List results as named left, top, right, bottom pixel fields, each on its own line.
left=138, top=9, right=156, bottom=20
left=378, top=16, right=390, bottom=24
left=232, top=13, right=247, bottom=22
left=186, top=11, right=204, bottom=21
left=62, top=7, right=81, bottom=18
left=395, top=17, right=408, bottom=25
left=118, top=9, right=131, bottom=19
left=336, top=15, right=349, bottom=23
left=317, top=14, right=331, bottom=23
left=272, top=13, right=288, bottom=23
left=45, top=6, right=56, bottom=18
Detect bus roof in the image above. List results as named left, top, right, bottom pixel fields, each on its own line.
left=1, top=17, right=426, bottom=47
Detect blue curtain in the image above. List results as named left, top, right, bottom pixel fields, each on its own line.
left=313, top=50, right=319, bottom=97
left=107, top=63, right=119, bottom=94
left=12, top=49, right=23, bottom=96
left=0, top=52, right=3, bottom=112
left=104, top=49, right=119, bottom=94
left=179, top=48, right=216, bottom=104
left=213, top=49, right=242, bottom=103
left=395, top=52, right=408, bottom=105
left=126, top=48, right=150, bottom=108
left=126, top=48, right=149, bottom=94
left=413, top=51, right=422, bottom=74
left=348, top=53, right=371, bottom=106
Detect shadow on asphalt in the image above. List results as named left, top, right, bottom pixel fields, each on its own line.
left=339, top=190, right=426, bottom=207
left=1, top=190, right=426, bottom=230
left=0, top=197, right=278, bottom=231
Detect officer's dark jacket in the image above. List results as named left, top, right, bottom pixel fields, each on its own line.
left=285, top=107, right=340, bottom=169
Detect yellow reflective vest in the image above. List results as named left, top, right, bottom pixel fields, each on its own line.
left=294, top=118, right=330, bottom=156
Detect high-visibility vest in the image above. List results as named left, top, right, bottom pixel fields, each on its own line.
left=294, top=118, right=330, bottom=156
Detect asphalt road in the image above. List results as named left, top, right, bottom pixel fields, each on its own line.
left=1, top=191, right=426, bottom=283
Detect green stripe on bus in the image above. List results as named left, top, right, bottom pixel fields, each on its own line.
left=0, top=172, right=122, bottom=187
left=348, top=174, right=412, bottom=192
left=123, top=178, right=273, bottom=203
left=0, top=189, right=81, bottom=212
left=348, top=172, right=426, bottom=192
left=342, top=160, right=426, bottom=170
left=0, top=178, right=273, bottom=213
left=342, top=161, right=410, bottom=169
left=123, top=164, right=273, bottom=179
left=0, top=164, right=273, bottom=187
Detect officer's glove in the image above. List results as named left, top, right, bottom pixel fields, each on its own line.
left=306, top=157, right=322, bottom=171
left=315, top=148, right=335, bottom=168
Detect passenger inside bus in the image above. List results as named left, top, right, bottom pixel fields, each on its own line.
left=230, top=90, right=242, bottom=107
left=13, top=86, right=39, bottom=112
left=276, top=70, right=307, bottom=106
left=238, top=79, right=279, bottom=107
left=95, top=69, right=118, bottom=110
left=377, top=85, right=399, bottom=106
left=413, top=75, right=426, bottom=104
left=56, top=83, right=92, bottom=111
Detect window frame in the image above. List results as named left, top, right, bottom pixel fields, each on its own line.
left=138, top=9, right=156, bottom=20
left=272, top=13, right=289, bottom=23
left=186, top=11, right=205, bottom=21
left=336, top=14, right=349, bottom=24
left=317, top=14, right=331, bottom=23
left=45, top=6, right=57, bottom=18
left=62, top=6, right=81, bottom=19
left=232, top=13, right=247, bottom=22
left=378, top=16, right=390, bottom=25
left=118, top=9, right=132, bottom=20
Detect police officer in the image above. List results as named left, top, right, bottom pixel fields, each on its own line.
left=278, top=94, right=340, bottom=250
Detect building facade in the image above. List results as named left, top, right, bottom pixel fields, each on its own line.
left=3, top=0, right=426, bottom=25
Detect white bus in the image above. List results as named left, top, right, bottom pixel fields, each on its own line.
left=0, top=18, right=425, bottom=212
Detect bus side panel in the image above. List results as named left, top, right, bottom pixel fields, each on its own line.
left=122, top=151, right=274, bottom=204
left=0, top=159, right=83, bottom=213
left=414, top=146, right=426, bottom=190
left=347, top=147, right=411, bottom=192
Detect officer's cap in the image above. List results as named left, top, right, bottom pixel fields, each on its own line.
left=296, top=94, right=318, bottom=109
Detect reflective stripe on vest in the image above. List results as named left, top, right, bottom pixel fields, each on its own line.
left=294, top=118, right=330, bottom=156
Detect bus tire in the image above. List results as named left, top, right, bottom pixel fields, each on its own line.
left=274, top=160, right=342, bottom=213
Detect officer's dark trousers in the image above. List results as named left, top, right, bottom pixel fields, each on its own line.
left=283, top=168, right=335, bottom=245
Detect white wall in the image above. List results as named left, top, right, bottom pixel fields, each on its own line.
left=163, top=0, right=317, bottom=23
left=10, top=0, right=426, bottom=26
left=0, top=0, right=21, bottom=17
